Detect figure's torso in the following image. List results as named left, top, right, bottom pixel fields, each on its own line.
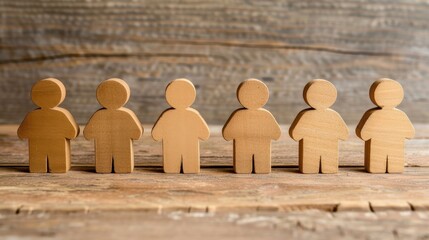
left=227, top=109, right=277, bottom=140
left=297, top=109, right=344, bottom=141
left=25, top=109, right=69, bottom=140
left=160, top=109, right=203, bottom=143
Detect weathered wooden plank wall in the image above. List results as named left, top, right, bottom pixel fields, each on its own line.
left=1, top=0, right=428, bottom=124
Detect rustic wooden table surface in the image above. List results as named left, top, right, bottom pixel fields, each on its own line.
left=0, top=124, right=428, bottom=239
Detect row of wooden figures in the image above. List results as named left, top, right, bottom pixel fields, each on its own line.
left=17, top=78, right=414, bottom=174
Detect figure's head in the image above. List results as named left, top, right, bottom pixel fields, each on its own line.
left=370, top=78, right=404, bottom=109
left=96, top=78, right=130, bottom=109
left=31, top=78, right=66, bottom=109
left=165, top=79, right=196, bottom=109
left=303, top=79, right=337, bottom=110
left=237, top=79, right=269, bottom=110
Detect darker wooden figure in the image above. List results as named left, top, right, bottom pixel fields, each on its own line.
left=289, top=79, right=349, bottom=174
left=84, top=78, right=143, bottom=173
left=152, top=79, right=210, bottom=174
left=17, top=78, right=79, bottom=173
left=356, top=78, right=415, bottom=173
left=222, top=79, right=281, bottom=174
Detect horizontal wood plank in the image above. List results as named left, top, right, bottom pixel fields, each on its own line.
left=0, top=166, right=428, bottom=211
left=1, top=0, right=429, bottom=124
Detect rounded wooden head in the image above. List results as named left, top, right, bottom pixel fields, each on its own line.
left=303, top=79, right=337, bottom=110
left=165, top=79, right=196, bottom=109
left=370, top=78, right=404, bottom=109
left=31, top=78, right=66, bottom=109
left=237, top=79, right=269, bottom=110
left=96, top=78, right=130, bottom=109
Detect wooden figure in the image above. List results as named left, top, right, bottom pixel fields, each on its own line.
left=152, top=78, right=210, bottom=174
left=356, top=78, right=415, bottom=173
left=17, top=78, right=79, bottom=173
left=289, top=79, right=349, bottom=174
left=84, top=78, right=143, bottom=173
left=222, top=79, right=281, bottom=174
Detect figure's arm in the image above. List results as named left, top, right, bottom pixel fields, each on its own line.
left=17, top=113, right=32, bottom=140
left=127, top=110, right=143, bottom=140
left=356, top=109, right=377, bottom=141
left=267, top=112, right=281, bottom=140
left=334, top=111, right=349, bottom=141
left=62, top=109, right=79, bottom=140
left=151, top=111, right=167, bottom=141
left=289, top=110, right=308, bottom=141
left=400, top=111, right=415, bottom=139
left=222, top=111, right=239, bottom=141
left=83, top=112, right=98, bottom=140
left=197, top=113, right=210, bottom=141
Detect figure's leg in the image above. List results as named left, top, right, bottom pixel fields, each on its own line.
left=299, top=140, right=320, bottom=174
left=254, top=141, right=271, bottom=174
left=48, top=139, right=69, bottom=173
left=113, top=140, right=134, bottom=173
left=28, top=139, right=48, bottom=173
left=95, top=141, right=113, bottom=173
left=387, top=142, right=405, bottom=173
left=233, top=140, right=253, bottom=174
left=163, top=142, right=182, bottom=173
left=182, top=141, right=200, bottom=174
left=320, top=142, right=339, bottom=174
left=365, top=140, right=387, bottom=173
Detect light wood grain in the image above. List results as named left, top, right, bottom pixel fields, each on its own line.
left=2, top=124, right=428, bottom=167
left=356, top=79, right=415, bottom=173
left=17, top=78, right=79, bottom=173
left=152, top=79, right=210, bottom=173
left=290, top=80, right=349, bottom=173
left=84, top=78, right=143, bottom=173
left=223, top=79, right=281, bottom=173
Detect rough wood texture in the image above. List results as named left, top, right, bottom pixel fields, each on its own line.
left=1, top=0, right=429, bottom=124
left=3, top=211, right=429, bottom=240
left=0, top=166, right=428, bottom=211
left=1, top=125, right=429, bottom=211
left=1, top=122, right=429, bottom=239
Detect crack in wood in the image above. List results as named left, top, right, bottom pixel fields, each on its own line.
left=0, top=41, right=415, bottom=65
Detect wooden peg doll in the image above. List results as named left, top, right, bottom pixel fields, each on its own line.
left=356, top=78, right=415, bottom=173
left=152, top=79, right=210, bottom=174
left=222, top=79, right=281, bottom=174
left=84, top=78, right=143, bottom=173
left=289, top=79, right=349, bottom=174
left=17, top=78, right=79, bottom=173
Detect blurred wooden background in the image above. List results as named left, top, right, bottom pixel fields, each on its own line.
left=1, top=0, right=428, bottom=124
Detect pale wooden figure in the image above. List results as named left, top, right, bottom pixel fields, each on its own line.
left=222, top=79, right=281, bottom=174
left=17, top=78, right=79, bottom=173
left=152, top=79, right=210, bottom=174
left=84, top=78, right=143, bottom=173
left=356, top=78, right=415, bottom=173
left=289, top=79, right=349, bottom=174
